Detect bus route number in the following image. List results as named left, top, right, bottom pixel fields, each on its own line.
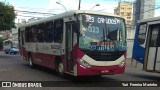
left=88, top=25, right=99, bottom=33
left=85, top=15, right=94, bottom=22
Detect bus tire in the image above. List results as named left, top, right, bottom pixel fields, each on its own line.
left=28, top=54, right=34, bottom=68
left=57, top=62, right=65, bottom=77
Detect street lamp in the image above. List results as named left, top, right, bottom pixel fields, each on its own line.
left=56, top=2, right=67, bottom=12
left=90, top=4, right=100, bottom=10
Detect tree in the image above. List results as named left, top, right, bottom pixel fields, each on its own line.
left=0, top=37, right=4, bottom=50
left=0, top=2, right=16, bottom=31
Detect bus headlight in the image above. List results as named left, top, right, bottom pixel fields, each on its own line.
left=118, top=61, right=125, bottom=67
left=78, top=58, right=91, bottom=68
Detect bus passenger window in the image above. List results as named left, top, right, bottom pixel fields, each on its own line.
left=45, top=21, right=54, bottom=42
left=150, top=26, right=159, bottom=47
left=37, top=23, right=45, bottom=42
left=54, top=19, right=63, bottom=43
left=158, top=31, right=160, bottom=47
left=25, top=27, right=30, bottom=42
left=31, top=25, right=38, bottom=42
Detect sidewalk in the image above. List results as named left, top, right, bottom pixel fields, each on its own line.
left=0, top=51, right=4, bottom=54
left=125, top=58, right=143, bottom=71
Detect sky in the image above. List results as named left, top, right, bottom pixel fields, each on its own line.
left=0, top=0, right=160, bottom=23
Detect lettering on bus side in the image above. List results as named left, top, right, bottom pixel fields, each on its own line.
left=42, top=46, right=49, bottom=50
left=53, top=50, right=59, bottom=54
left=51, top=45, right=62, bottom=50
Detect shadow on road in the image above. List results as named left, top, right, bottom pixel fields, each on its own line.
left=126, top=72, right=160, bottom=81
left=22, top=63, right=117, bottom=81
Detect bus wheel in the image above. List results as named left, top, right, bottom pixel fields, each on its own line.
left=58, top=62, right=65, bottom=77
left=28, top=54, right=34, bottom=68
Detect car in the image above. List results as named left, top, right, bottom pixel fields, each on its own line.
left=5, top=47, right=19, bottom=54
left=4, top=48, right=10, bottom=54
left=9, top=47, right=19, bottom=54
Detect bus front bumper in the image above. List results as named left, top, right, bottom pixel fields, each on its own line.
left=77, top=63, right=125, bottom=76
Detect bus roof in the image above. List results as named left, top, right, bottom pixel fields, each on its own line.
left=18, top=10, right=121, bottom=28
left=3, top=39, right=12, bottom=42
left=138, top=16, right=160, bottom=23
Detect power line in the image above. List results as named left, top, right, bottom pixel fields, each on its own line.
left=16, top=15, right=41, bottom=18
left=15, top=10, right=56, bottom=15
left=15, top=6, right=159, bottom=18
left=141, top=6, right=160, bottom=13
left=15, top=6, right=64, bottom=11
left=14, top=6, right=66, bottom=13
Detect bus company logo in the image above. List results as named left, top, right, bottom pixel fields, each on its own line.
left=2, top=82, right=11, bottom=87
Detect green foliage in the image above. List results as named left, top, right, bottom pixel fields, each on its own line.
left=0, top=2, right=16, bottom=31
left=0, top=38, right=4, bottom=49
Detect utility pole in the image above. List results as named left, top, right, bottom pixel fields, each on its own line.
left=78, top=0, right=81, bottom=10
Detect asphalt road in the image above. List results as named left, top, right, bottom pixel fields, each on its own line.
left=0, top=51, right=160, bottom=90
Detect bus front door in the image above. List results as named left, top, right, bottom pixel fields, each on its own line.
left=19, top=30, right=27, bottom=60
left=66, top=22, right=74, bottom=73
left=147, top=25, right=160, bottom=71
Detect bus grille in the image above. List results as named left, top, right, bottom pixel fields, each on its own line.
left=82, top=50, right=124, bottom=61
left=89, top=54, right=120, bottom=61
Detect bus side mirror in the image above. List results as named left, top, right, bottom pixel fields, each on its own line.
left=73, top=21, right=80, bottom=33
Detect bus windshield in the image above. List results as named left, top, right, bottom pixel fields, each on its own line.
left=79, top=14, right=126, bottom=51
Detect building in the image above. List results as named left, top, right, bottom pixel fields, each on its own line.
left=114, top=1, right=132, bottom=26
left=0, top=24, right=18, bottom=40
left=0, top=30, right=12, bottom=39
left=133, top=0, right=155, bottom=27
left=11, top=28, right=18, bottom=41
left=140, top=0, right=155, bottom=19
left=132, top=1, right=139, bottom=28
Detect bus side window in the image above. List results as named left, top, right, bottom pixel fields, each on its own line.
left=37, top=23, right=45, bottom=42
left=54, top=19, right=63, bottom=43
left=158, top=30, right=160, bottom=47
left=150, top=25, right=159, bottom=47
left=138, top=24, right=147, bottom=45
left=18, top=29, right=20, bottom=43
left=31, top=25, right=38, bottom=42
left=25, top=27, right=31, bottom=42
left=21, top=31, right=24, bottom=45
left=45, top=21, right=54, bottom=42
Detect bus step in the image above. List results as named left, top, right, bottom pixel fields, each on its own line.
left=66, top=71, right=74, bottom=75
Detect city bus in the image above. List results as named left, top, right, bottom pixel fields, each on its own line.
left=18, top=10, right=127, bottom=76
left=132, top=16, right=160, bottom=72
left=3, top=39, right=19, bottom=54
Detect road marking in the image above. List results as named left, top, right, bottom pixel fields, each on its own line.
left=0, top=68, right=12, bottom=72
left=4, top=69, right=8, bottom=71
left=8, top=68, right=12, bottom=70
